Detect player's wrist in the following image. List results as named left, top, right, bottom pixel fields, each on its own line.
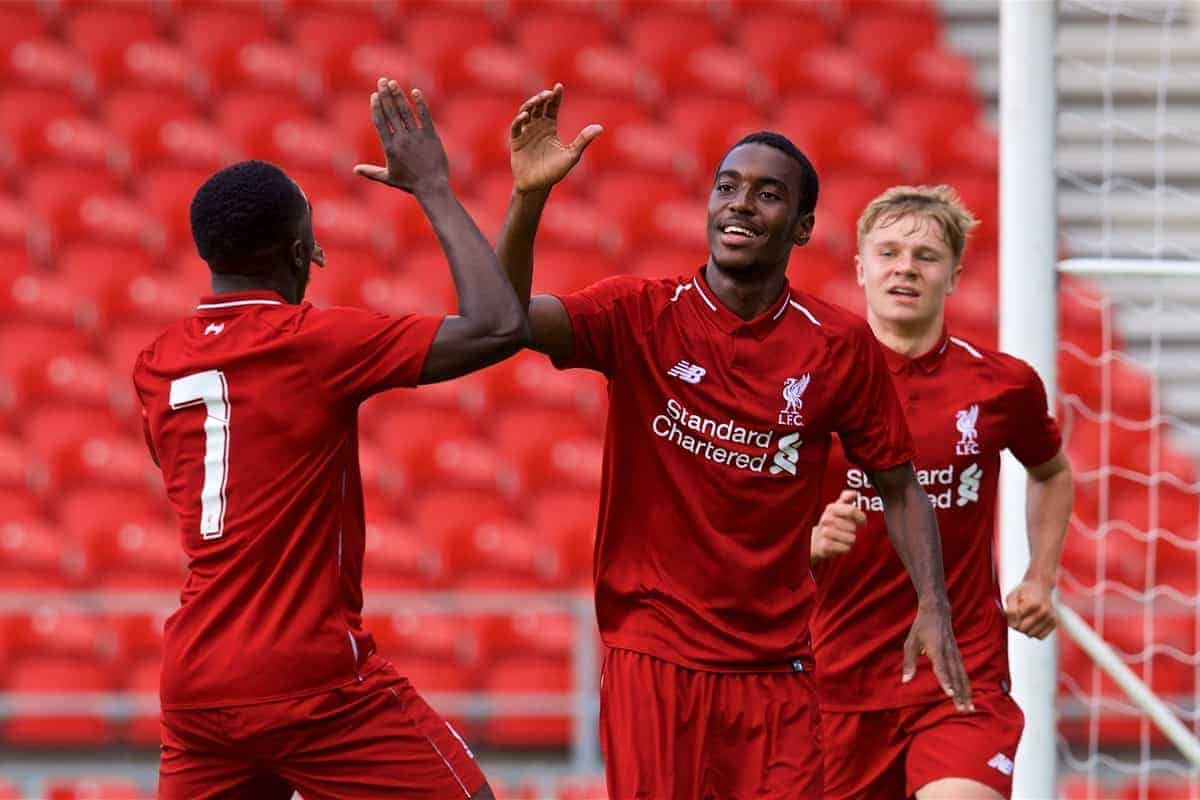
left=916, top=595, right=951, bottom=615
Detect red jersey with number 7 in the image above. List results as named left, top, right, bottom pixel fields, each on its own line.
left=812, top=332, right=1061, bottom=710
left=132, top=291, right=442, bottom=709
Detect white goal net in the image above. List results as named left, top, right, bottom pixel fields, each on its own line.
left=1053, top=0, right=1200, bottom=797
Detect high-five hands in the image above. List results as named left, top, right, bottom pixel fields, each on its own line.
left=509, top=83, right=603, bottom=194
left=354, top=78, right=450, bottom=195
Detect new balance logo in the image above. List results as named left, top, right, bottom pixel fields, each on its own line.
left=957, top=463, right=982, bottom=506
left=204, top=323, right=225, bottom=336
left=668, top=360, right=706, bottom=384
left=987, top=753, right=1014, bottom=776
left=769, top=432, right=802, bottom=476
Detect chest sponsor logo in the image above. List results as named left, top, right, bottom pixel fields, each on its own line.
left=204, top=322, right=225, bottom=336
left=955, top=404, right=981, bottom=455
left=778, top=373, right=811, bottom=427
left=667, top=360, right=707, bottom=384
left=651, top=398, right=802, bottom=477
left=847, top=462, right=985, bottom=511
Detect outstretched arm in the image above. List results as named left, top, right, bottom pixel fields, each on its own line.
left=870, top=462, right=974, bottom=712
left=1006, top=450, right=1073, bottom=639
left=355, top=78, right=529, bottom=384
left=495, top=84, right=602, bottom=362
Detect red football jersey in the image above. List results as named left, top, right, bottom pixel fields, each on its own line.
left=811, top=332, right=1062, bottom=710
left=133, top=291, right=442, bottom=709
left=552, top=269, right=915, bottom=671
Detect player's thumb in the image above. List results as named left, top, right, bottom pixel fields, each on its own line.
left=837, top=490, right=858, bottom=507
left=902, top=633, right=919, bottom=684
left=1004, top=588, right=1024, bottom=628
left=569, top=124, right=604, bottom=156
left=353, top=164, right=390, bottom=184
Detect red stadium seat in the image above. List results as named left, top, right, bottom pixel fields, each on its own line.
left=666, top=95, right=767, bottom=172
left=106, top=321, right=173, bottom=378
left=65, top=4, right=161, bottom=79
left=774, top=95, right=873, bottom=172
left=43, top=776, right=150, bottom=800
left=108, top=40, right=205, bottom=96
left=412, top=488, right=513, bottom=550
left=682, top=46, right=768, bottom=104
left=846, top=12, right=941, bottom=79
left=0, top=88, right=81, bottom=164
left=627, top=12, right=720, bottom=92
left=886, top=94, right=981, bottom=165
left=0, top=323, right=93, bottom=412
left=58, top=485, right=170, bottom=543
left=494, top=409, right=596, bottom=492
left=590, top=171, right=691, bottom=250
left=367, top=611, right=481, bottom=667
left=481, top=351, right=607, bottom=419
left=550, top=92, right=648, bottom=174
left=482, top=654, right=571, bottom=748
left=895, top=46, right=978, bottom=98
left=628, top=246, right=705, bottom=281
left=372, top=407, right=476, bottom=485
left=0, top=2, right=48, bottom=54
left=0, top=516, right=81, bottom=590
left=0, top=267, right=97, bottom=329
left=602, top=118, right=692, bottom=178
left=14, top=352, right=122, bottom=417
left=0, top=488, right=40, bottom=523
left=291, top=7, right=384, bottom=85
left=264, top=118, right=358, bottom=177
left=13, top=115, right=130, bottom=175
left=412, top=435, right=516, bottom=494
left=459, top=44, right=544, bottom=95
left=81, top=516, right=184, bottom=590
left=0, top=435, right=27, bottom=489
left=23, top=404, right=128, bottom=486
left=835, top=123, right=925, bottom=179
left=124, top=654, right=161, bottom=747
left=227, top=40, right=321, bottom=101
left=774, top=45, right=878, bottom=100
left=556, top=776, right=609, bottom=800
left=529, top=490, right=597, bottom=584
left=363, top=519, right=448, bottom=590
left=4, top=656, right=117, bottom=745
left=0, top=38, right=94, bottom=96
left=567, top=45, right=657, bottom=102
left=104, top=87, right=203, bottom=159
left=479, top=611, right=576, bottom=661
left=437, top=90, right=526, bottom=171
left=137, top=167, right=211, bottom=249
left=515, top=12, right=612, bottom=81
left=737, top=13, right=835, bottom=88
left=178, top=5, right=274, bottom=89
left=935, top=120, right=999, bottom=175
left=448, top=516, right=568, bottom=589
left=323, top=42, right=434, bottom=95
left=111, top=610, right=168, bottom=661
left=23, top=165, right=122, bottom=248
left=401, top=6, right=499, bottom=91
left=215, top=89, right=314, bottom=160
left=57, top=243, right=166, bottom=319
left=345, top=266, right=454, bottom=319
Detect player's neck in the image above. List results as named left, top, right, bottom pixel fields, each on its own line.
left=704, top=263, right=788, bottom=321
left=867, top=310, right=945, bottom=359
left=211, top=272, right=296, bottom=304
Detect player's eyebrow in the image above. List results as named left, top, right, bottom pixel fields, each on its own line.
left=716, top=170, right=790, bottom=195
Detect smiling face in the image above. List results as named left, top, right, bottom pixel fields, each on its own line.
left=856, top=212, right=961, bottom=331
left=706, top=143, right=813, bottom=276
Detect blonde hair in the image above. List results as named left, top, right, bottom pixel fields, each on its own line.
left=856, top=185, right=979, bottom=264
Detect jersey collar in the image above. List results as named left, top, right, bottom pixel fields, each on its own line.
left=196, top=291, right=288, bottom=315
left=881, top=328, right=951, bottom=375
left=689, top=267, right=794, bottom=340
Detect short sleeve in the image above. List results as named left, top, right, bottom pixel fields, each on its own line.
left=834, top=324, right=916, bottom=471
left=551, top=276, right=645, bottom=375
left=299, top=306, right=444, bottom=405
left=1006, top=362, right=1062, bottom=468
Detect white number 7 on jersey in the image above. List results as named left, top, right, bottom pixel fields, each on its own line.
left=169, top=370, right=230, bottom=540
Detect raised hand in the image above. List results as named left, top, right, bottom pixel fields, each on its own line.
left=903, top=604, right=974, bottom=712
left=1005, top=578, right=1057, bottom=639
left=811, top=490, right=864, bottom=562
left=509, top=83, right=603, bottom=194
left=354, top=78, right=450, bottom=195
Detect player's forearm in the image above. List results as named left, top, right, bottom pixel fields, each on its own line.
left=416, top=183, right=530, bottom=342
left=496, top=188, right=551, bottom=309
left=875, top=464, right=951, bottom=609
left=1025, top=464, right=1073, bottom=587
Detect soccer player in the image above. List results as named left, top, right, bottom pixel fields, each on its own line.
left=810, top=185, right=1073, bottom=800
left=134, top=80, right=520, bottom=799
left=494, top=85, right=972, bottom=799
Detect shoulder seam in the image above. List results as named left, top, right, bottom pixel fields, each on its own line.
left=948, top=336, right=983, bottom=359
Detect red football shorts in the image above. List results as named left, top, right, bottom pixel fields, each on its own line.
left=820, top=689, right=1024, bottom=799
left=158, top=662, right=486, bottom=800
left=599, top=647, right=822, bottom=800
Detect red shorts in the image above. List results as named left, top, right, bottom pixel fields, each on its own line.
left=820, top=689, right=1024, bottom=799
left=158, top=662, right=486, bottom=800
left=600, top=647, right=822, bottom=800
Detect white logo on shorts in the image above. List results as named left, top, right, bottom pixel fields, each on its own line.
left=987, top=752, right=1014, bottom=776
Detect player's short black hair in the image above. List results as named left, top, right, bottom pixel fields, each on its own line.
left=190, top=160, right=309, bottom=274
left=722, top=131, right=820, bottom=218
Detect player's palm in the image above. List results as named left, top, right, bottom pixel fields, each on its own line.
left=510, top=84, right=602, bottom=194
left=355, top=79, right=450, bottom=195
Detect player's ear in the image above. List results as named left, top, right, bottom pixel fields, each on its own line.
left=792, top=212, right=814, bottom=247
left=946, top=260, right=963, bottom=295
left=855, top=253, right=865, bottom=287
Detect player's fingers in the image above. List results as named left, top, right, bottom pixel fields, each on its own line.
left=945, top=642, right=974, bottom=711
left=546, top=82, right=564, bottom=119
left=510, top=111, right=531, bottom=140
left=568, top=124, right=604, bottom=155
left=830, top=502, right=862, bottom=523
left=353, top=164, right=390, bottom=184
left=529, top=89, right=553, bottom=119
left=411, top=89, right=436, bottom=133
left=837, top=490, right=859, bottom=506
left=376, top=78, right=405, bottom=131
left=1034, top=616, right=1058, bottom=639
left=1004, top=590, right=1023, bottom=627
left=823, top=526, right=856, bottom=545
left=389, top=81, right=418, bottom=130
